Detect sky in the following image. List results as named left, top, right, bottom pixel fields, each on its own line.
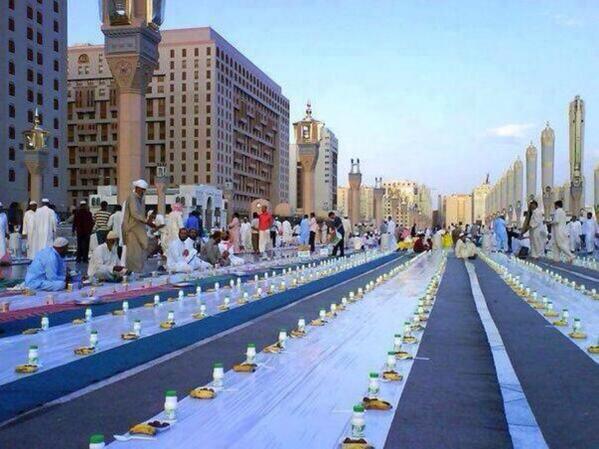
left=69, top=0, right=599, bottom=201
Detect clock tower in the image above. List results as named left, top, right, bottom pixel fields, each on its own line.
left=293, top=102, right=323, bottom=214
left=100, top=0, right=165, bottom=202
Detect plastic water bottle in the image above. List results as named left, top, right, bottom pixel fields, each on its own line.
left=122, top=301, right=129, bottom=312
left=368, top=372, right=380, bottom=398
left=85, top=307, right=92, bottom=322
left=164, top=390, right=177, bottom=421
left=246, top=344, right=256, bottom=364
left=212, top=363, right=224, bottom=389
left=278, top=329, right=288, bottom=349
left=133, top=320, right=141, bottom=336
left=351, top=404, right=365, bottom=438
left=178, top=290, right=184, bottom=300
left=40, top=315, right=49, bottom=331
left=387, top=351, right=396, bottom=370
left=28, top=345, right=39, bottom=365
left=154, top=294, right=160, bottom=306
left=89, top=434, right=105, bottom=449
left=89, top=330, right=98, bottom=348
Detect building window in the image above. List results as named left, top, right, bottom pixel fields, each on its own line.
left=54, top=118, right=59, bottom=129
left=8, top=83, right=15, bottom=96
left=8, top=61, right=15, bottom=75
left=37, top=73, right=43, bottom=85
left=54, top=1, right=59, bottom=13
left=8, top=40, right=15, bottom=53
left=53, top=39, right=59, bottom=52
left=37, top=32, right=43, bottom=45
left=9, top=170, right=15, bottom=183
left=53, top=156, right=58, bottom=168
left=54, top=79, right=59, bottom=90
left=53, top=20, right=59, bottom=33
left=27, top=6, right=33, bottom=19
left=37, top=52, right=43, bottom=65
left=53, top=176, right=59, bottom=187
left=54, top=59, right=59, bottom=71
left=8, top=104, right=15, bottom=118
left=27, top=48, right=33, bottom=60
left=53, top=98, right=58, bottom=110
left=37, top=11, right=43, bottom=25
left=8, top=126, right=15, bottom=139
left=27, top=27, right=33, bottom=40
left=9, top=0, right=14, bottom=10
left=8, top=147, right=15, bottom=161
left=37, top=93, right=43, bottom=105
left=8, top=17, right=15, bottom=31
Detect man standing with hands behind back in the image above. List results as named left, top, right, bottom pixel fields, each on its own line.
left=123, top=179, right=156, bottom=273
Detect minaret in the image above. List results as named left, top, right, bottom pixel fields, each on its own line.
left=293, top=102, right=322, bottom=215
left=513, top=157, right=523, bottom=224
left=525, top=141, right=537, bottom=202
left=348, top=159, right=362, bottom=227
left=101, top=0, right=164, bottom=202
left=569, top=95, right=585, bottom=215
left=541, top=122, right=555, bottom=218
left=507, top=167, right=515, bottom=222
left=373, top=177, right=385, bottom=227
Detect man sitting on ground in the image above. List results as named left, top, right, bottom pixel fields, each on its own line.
left=455, top=233, right=477, bottom=259
left=413, top=233, right=430, bottom=253
left=87, top=231, right=125, bottom=282
left=24, top=237, right=69, bottom=291
left=167, top=228, right=210, bottom=273
left=200, top=230, right=230, bottom=267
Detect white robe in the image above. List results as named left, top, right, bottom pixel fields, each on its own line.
left=22, top=209, right=36, bottom=259
left=107, top=211, right=124, bottom=246
left=567, top=220, right=582, bottom=252
left=282, top=220, right=293, bottom=245
left=582, top=218, right=597, bottom=254
left=528, top=208, right=546, bottom=258
left=30, top=205, right=57, bottom=259
left=166, top=237, right=208, bottom=272
left=87, top=243, right=121, bottom=280
left=240, top=222, right=252, bottom=251
left=456, top=239, right=477, bottom=259
left=550, top=208, right=573, bottom=262
left=387, top=220, right=397, bottom=246
left=163, top=211, right=184, bottom=251
left=0, top=212, right=8, bottom=260
left=432, top=230, right=442, bottom=250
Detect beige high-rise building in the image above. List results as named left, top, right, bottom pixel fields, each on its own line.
left=382, top=180, right=432, bottom=228
left=67, top=28, right=289, bottom=213
left=472, top=181, right=491, bottom=224
left=336, top=185, right=373, bottom=223
left=443, top=194, right=473, bottom=227
left=1, top=0, right=68, bottom=208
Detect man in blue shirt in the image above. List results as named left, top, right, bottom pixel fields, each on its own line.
left=185, top=210, right=204, bottom=237
left=25, top=237, right=69, bottom=291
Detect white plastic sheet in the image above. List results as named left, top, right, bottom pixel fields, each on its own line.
left=2, top=250, right=339, bottom=312
left=0, top=252, right=386, bottom=386
left=105, top=252, right=444, bottom=449
left=489, top=254, right=599, bottom=360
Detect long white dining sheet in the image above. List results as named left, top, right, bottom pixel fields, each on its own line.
left=490, top=254, right=599, bottom=360
left=0, top=252, right=384, bottom=386
left=105, top=252, right=443, bottom=449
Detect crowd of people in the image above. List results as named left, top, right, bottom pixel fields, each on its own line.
left=3, top=180, right=390, bottom=293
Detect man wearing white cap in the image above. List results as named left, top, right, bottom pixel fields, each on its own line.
left=21, top=201, right=37, bottom=259
left=123, top=179, right=155, bottom=272
left=24, top=237, right=69, bottom=291
left=166, top=228, right=211, bottom=272
left=0, top=202, right=8, bottom=264
left=30, top=198, right=57, bottom=259
left=88, top=231, right=124, bottom=281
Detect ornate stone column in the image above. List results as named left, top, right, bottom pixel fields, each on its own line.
left=154, top=164, right=169, bottom=216
left=101, top=0, right=163, bottom=203
left=348, top=159, right=362, bottom=227
left=298, top=149, right=318, bottom=214
left=525, top=142, right=537, bottom=203
left=373, top=177, right=385, bottom=227
left=569, top=95, right=585, bottom=215
left=541, top=122, right=555, bottom=219
left=514, top=157, right=523, bottom=224
left=22, top=110, right=49, bottom=203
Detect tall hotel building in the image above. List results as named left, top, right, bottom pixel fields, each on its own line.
left=0, top=0, right=68, bottom=207
left=67, top=27, right=289, bottom=213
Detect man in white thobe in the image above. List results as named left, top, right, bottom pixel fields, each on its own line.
left=281, top=219, right=293, bottom=246
left=30, top=199, right=57, bottom=259
left=387, top=217, right=397, bottom=247
left=567, top=217, right=582, bottom=253
left=240, top=217, right=252, bottom=251
left=22, top=201, right=37, bottom=259
left=107, top=205, right=124, bottom=247
left=549, top=200, right=574, bottom=263
left=455, top=234, right=477, bottom=259
left=87, top=231, right=125, bottom=281
left=527, top=201, right=546, bottom=259
left=582, top=212, right=597, bottom=255
left=342, top=216, right=352, bottom=248
left=166, top=228, right=209, bottom=273
left=0, top=203, right=8, bottom=263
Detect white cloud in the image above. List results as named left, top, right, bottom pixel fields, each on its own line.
left=552, top=14, right=584, bottom=28
left=486, top=123, right=534, bottom=139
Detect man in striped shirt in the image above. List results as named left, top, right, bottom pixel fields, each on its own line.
left=93, top=201, right=112, bottom=245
